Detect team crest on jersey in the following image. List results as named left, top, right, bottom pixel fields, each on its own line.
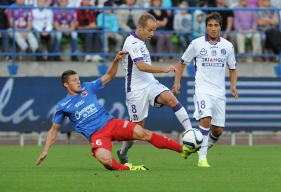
left=220, top=49, right=227, bottom=55
left=211, top=50, right=217, bottom=56
left=200, top=48, right=207, bottom=55
left=81, top=91, right=88, bottom=97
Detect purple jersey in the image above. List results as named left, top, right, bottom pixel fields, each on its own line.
left=53, top=78, right=113, bottom=141
left=54, top=9, right=76, bottom=29
left=7, top=5, right=32, bottom=29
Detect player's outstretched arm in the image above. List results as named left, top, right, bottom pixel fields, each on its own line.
left=101, top=50, right=128, bottom=86
left=229, top=69, right=238, bottom=99
left=172, top=62, right=186, bottom=94
left=135, top=62, right=178, bottom=73
left=35, top=123, right=61, bottom=165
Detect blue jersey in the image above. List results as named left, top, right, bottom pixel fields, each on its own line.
left=53, top=78, right=113, bottom=140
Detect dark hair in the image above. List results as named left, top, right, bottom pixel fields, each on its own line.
left=104, top=0, right=112, bottom=6
left=138, top=13, right=156, bottom=28
left=205, top=12, right=222, bottom=27
left=61, top=70, right=77, bottom=88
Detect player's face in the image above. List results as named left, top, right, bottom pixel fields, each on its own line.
left=206, top=19, right=221, bottom=42
left=64, top=74, right=82, bottom=95
left=139, top=19, right=157, bottom=42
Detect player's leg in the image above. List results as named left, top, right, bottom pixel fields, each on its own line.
left=112, top=119, right=194, bottom=159
left=149, top=83, right=192, bottom=130
left=208, top=97, right=226, bottom=149
left=118, top=89, right=149, bottom=164
left=193, top=94, right=212, bottom=167
left=91, top=135, right=130, bottom=170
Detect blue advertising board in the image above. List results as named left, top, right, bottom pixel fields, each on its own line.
left=0, top=77, right=280, bottom=133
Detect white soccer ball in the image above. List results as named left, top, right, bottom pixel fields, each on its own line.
left=182, top=128, right=203, bottom=150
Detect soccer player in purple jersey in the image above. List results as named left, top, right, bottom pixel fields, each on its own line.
left=118, top=13, right=194, bottom=165
left=173, top=12, right=238, bottom=167
left=35, top=51, right=195, bottom=171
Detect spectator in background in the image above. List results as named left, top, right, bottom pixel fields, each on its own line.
left=270, top=0, right=281, bottom=26
left=32, top=0, right=55, bottom=61
left=173, top=1, right=191, bottom=50
left=233, top=0, right=262, bottom=62
left=97, top=1, right=123, bottom=53
left=53, top=0, right=79, bottom=61
left=7, top=0, right=39, bottom=60
left=258, top=0, right=279, bottom=61
left=193, top=9, right=206, bottom=39
left=116, top=0, right=144, bottom=39
left=0, top=0, right=11, bottom=60
left=148, top=0, right=173, bottom=63
left=208, top=0, right=236, bottom=49
left=76, top=0, right=103, bottom=62
left=248, top=0, right=258, bottom=6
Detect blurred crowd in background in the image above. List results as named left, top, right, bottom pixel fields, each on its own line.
left=0, top=0, right=281, bottom=63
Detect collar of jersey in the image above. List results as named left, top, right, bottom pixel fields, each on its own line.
left=204, top=34, right=220, bottom=45
left=131, top=32, right=142, bottom=41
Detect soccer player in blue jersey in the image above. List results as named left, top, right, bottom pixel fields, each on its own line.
left=173, top=12, right=238, bottom=167
left=35, top=51, right=194, bottom=171
left=118, top=13, right=194, bottom=165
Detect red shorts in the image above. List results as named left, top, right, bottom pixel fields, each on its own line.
left=90, top=119, right=136, bottom=157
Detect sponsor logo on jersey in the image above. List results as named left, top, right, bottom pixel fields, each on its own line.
left=75, top=103, right=98, bottom=121
left=132, top=42, right=137, bottom=44
left=123, top=120, right=129, bottom=128
left=81, top=91, right=88, bottom=97
left=200, top=48, right=207, bottom=55
left=133, top=48, right=138, bottom=53
left=67, top=103, right=72, bottom=108
left=61, top=99, right=71, bottom=106
left=75, top=100, right=84, bottom=108
left=202, top=58, right=226, bottom=62
left=202, top=63, right=224, bottom=67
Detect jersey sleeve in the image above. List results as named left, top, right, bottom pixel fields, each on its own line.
left=179, top=41, right=196, bottom=65
left=227, top=46, right=237, bottom=69
left=125, top=42, right=144, bottom=64
left=87, top=78, right=104, bottom=94
left=53, top=107, right=65, bottom=124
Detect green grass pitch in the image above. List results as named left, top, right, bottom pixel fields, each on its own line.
left=0, top=144, right=280, bottom=192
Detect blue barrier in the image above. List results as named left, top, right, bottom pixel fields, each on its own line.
left=0, top=77, right=280, bottom=133
left=0, top=6, right=281, bottom=76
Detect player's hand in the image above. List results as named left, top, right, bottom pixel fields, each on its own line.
left=36, top=151, right=48, bottom=165
left=172, top=83, right=181, bottom=94
left=164, top=65, right=179, bottom=73
left=230, top=86, right=238, bottom=99
left=114, top=50, right=128, bottom=61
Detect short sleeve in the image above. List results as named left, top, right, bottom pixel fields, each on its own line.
left=87, top=78, right=104, bottom=94
left=7, top=9, right=13, bottom=19
left=179, top=41, right=196, bottom=65
left=124, top=42, right=144, bottom=64
left=53, top=108, right=65, bottom=124
left=227, top=46, right=236, bottom=69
